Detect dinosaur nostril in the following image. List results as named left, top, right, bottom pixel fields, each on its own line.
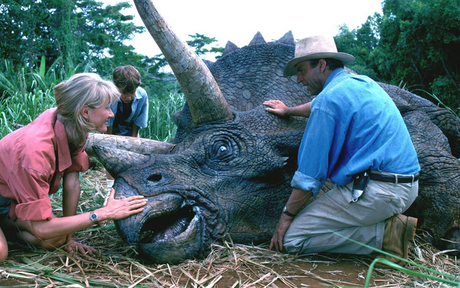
left=148, top=174, right=162, bottom=183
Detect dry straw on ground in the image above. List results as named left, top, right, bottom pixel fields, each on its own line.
left=0, top=169, right=459, bottom=287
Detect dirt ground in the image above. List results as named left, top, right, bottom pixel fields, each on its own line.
left=0, top=168, right=458, bottom=287
left=0, top=234, right=455, bottom=287
left=0, top=253, right=397, bottom=287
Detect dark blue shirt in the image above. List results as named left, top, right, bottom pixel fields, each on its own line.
left=291, top=68, right=420, bottom=196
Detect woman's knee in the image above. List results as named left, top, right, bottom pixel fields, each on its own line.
left=19, top=231, right=66, bottom=251
left=41, top=235, right=67, bottom=250
left=0, top=229, right=8, bottom=263
left=0, top=247, right=7, bottom=263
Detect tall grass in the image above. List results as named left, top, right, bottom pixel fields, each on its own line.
left=419, top=89, right=460, bottom=118
left=0, top=89, right=57, bottom=136
left=0, top=58, right=90, bottom=137
left=141, top=92, right=185, bottom=142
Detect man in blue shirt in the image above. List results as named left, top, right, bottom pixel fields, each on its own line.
left=264, top=36, right=420, bottom=265
left=106, top=65, right=149, bottom=190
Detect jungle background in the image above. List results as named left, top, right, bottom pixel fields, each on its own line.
left=0, top=0, right=459, bottom=139
left=0, top=0, right=459, bottom=287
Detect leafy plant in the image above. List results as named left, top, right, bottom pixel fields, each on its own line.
left=0, top=89, right=56, bottom=137
left=140, top=91, right=185, bottom=142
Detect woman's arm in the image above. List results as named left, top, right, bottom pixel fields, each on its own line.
left=16, top=189, right=146, bottom=241
left=62, top=172, right=80, bottom=218
left=62, top=171, right=92, bottom=253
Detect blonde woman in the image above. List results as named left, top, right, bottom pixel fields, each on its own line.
left=0, top=73, right=147, bottom=263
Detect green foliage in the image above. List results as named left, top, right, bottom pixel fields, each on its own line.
left=142, top=33, right=224, bottom=99
left=186, top=33, right=225, bottom=58
left=0, top=0, right=145, bottom=75
left=140, top=92, right=185, bottom=142
left=0, top=89, right=56, bottom=137
left=336, top=0, right=460, bottom=112
left=0, top=59, right=60, bottom=137
left=335, top=15, right=382, bottom=81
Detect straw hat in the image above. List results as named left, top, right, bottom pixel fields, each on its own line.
left=284, top=35, right=355, bottom=77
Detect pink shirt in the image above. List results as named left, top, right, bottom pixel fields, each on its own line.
left=0, top=108, right=89, bottom=221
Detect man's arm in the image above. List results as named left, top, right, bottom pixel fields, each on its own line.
left=270, top=188, right=312, bottom=252
left=264, top=100, right=311, bottom=117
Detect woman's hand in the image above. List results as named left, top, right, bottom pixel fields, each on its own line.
left=269, top=214, right=294, bottom=252
left=97, top=188, right=147, bottom=221
left=64, top=237, right=97, bottom=255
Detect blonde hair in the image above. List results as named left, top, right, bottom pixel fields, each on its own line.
left=53, top=73, right=120, bottom=145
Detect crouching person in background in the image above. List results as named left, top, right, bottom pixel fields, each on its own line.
left=105, top=65, right=149, bottom=192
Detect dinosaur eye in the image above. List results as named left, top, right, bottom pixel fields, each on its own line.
left=210, top=140, right=233, bottom=161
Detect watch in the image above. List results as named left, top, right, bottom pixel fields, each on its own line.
left=282, top=206, right=297, bottom=217
left=90, top=212, right=98, bottom=222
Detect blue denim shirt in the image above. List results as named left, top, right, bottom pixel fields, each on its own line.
left=108, top=87, right=149, bottom=136
left=291, top=68, right=420, bottom=196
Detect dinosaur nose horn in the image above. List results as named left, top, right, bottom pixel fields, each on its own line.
left=92, top=145, right=150, bottom=177
left=86, top=134, right=175, bottom=157
left=133, top=0, right=233, bottom=126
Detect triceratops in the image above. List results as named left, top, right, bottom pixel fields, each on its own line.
left=86, top=0, right=460, bottom=263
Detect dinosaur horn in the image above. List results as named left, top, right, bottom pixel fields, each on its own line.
left=86, top=134, right=175, bottom=157
left=133, top=0, right=233, bottom=126
left=92, top=145, right=150, bottom=177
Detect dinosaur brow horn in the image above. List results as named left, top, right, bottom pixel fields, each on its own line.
left=133, top=0, right=233, bottom=126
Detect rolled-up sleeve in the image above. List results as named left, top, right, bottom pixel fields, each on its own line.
left=7, top=167, right=54, bottom=221
left=66, top=152, right=90, bottom=173
left=15, top=198, right=52, bottom=221
left=291, top=171, right=322, bottom=196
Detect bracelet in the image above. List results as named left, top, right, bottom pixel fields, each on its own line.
left=282, top=206, right=297, bottom=217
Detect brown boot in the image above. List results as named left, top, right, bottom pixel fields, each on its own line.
left=380, top=214, right=417, bottom=266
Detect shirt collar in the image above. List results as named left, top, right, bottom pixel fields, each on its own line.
left=134, top=89, right=142, bottom=100
left=324, top=68, right=345, bottom=88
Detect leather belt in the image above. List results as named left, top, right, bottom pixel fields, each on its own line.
left=369, top=171, right=419, bottom=184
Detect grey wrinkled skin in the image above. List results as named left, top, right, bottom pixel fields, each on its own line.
left=92, top=0, right=460, bottom=263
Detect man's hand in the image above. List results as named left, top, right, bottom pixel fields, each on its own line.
left=269, top=214, right=294, bottom=252
left=263, top=100, right=289, bottom=117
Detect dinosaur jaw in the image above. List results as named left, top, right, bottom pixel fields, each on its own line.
left=138, top=204, right=205, bottom=263
left=115, top=192, right=206, bottom=264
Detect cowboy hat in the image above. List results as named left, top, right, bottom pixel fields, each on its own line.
left=284, top=35, right=355, bottom=77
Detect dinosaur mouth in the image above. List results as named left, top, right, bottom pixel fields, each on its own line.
left=115, top=191, right=206, bottom=264
left=137, top=203, right=205, bottom=264
left=139, top=205, right=199, bottom=243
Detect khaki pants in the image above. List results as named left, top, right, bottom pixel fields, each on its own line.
left=283, top=180, right=418, bottom=255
